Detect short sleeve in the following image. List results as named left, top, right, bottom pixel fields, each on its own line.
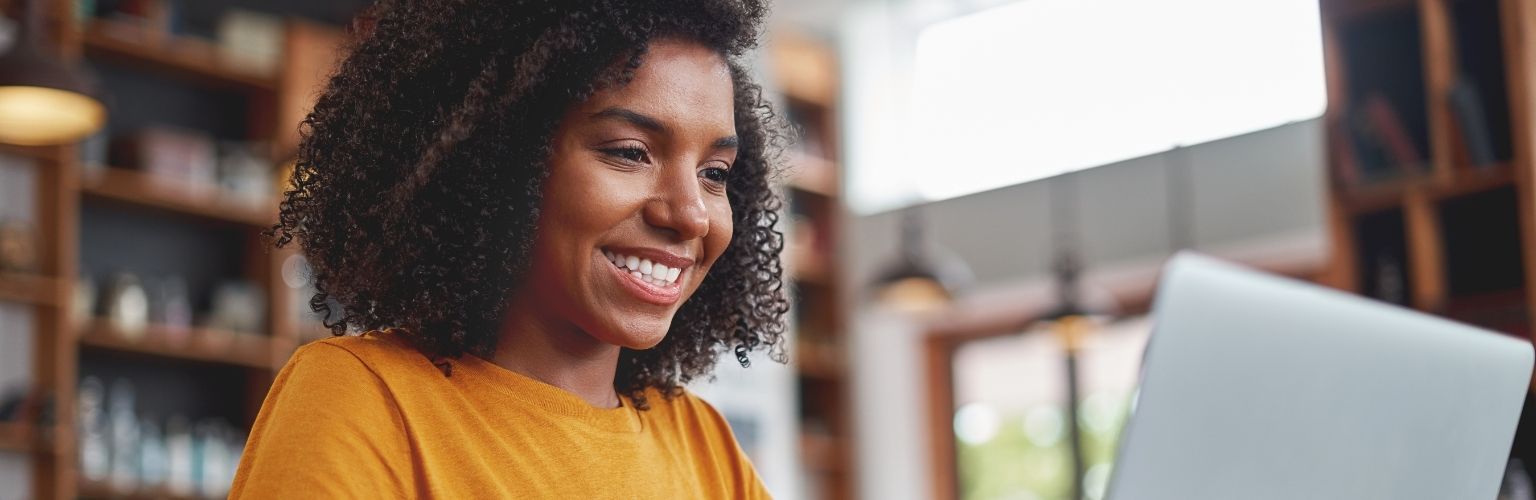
left=229, top=342, right=417, bottom=499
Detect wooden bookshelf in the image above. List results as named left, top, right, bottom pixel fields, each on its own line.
left=774, top=31, right=854, bottom=500
left=79, top=167, right=275, bottom=227
left=81, top=19, right=279, bottom=93
left=1321, top=0, right=1536, bottom=473
left=76, top=321, right=276, bottom=370
left=9, top=2, right=350, bottom=498
left=1322, top=0, right=1536, bottom=322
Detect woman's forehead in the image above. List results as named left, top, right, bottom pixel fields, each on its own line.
left=580, top=39, right=736, bottom=132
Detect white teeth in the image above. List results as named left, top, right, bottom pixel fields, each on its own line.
left=607, top=251, right=681, bottom=286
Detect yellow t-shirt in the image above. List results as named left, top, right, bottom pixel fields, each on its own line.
left=229, top=332, right=771, bottom=499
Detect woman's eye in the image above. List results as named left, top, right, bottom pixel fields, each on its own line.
left=700, top=166, right=730, bottom=184
left=600, top=147, right=648, bottom=163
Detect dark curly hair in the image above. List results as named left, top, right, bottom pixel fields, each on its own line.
left=268, top=0, right=790, bottom=408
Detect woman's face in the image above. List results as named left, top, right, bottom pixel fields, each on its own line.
left=522, top=38, right=737, bottom=350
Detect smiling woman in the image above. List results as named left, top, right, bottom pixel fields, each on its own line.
left=228, top=0, right=788, bottom=498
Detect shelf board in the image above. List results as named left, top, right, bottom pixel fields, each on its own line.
left=82, top=19, right=278, bottom=93
left=78, top=320, right=276, bottom=370
left=796, top=340, right=847, bottom=380
left=790, top=244, right=832, bottom=286
left=0, top=272, right=64, bottom=307
left=80, top=167, right=276, bottom=228
left=799, top=431, right=849, bottom=474
left=78, top=480, right=203, bottom=500
left=1338, top=164, right=1515, bottom=213
left=0, top=144, right=61, bottom=162
left=787, top=153, right=837, bottom=197
left=0, top=422, right=45, bottom=453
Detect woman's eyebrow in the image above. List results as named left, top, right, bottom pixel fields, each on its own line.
left=591, top=107, right=667, bottom=134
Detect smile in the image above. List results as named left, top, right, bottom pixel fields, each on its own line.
left=605, top=250, right=682, bottom=285
left=602, top=249, right=686, bottom=305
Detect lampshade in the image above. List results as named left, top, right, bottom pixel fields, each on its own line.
left=873, top=263, right=952, bottom=313
left=871, top=207, right=968, bottom=313
left=0, top=3, right=107, bottom=146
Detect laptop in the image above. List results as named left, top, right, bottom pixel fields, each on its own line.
left=1106, top=252, right=1533, bottom=500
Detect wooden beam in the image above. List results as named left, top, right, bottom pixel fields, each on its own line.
left=923, top=335, right=959, bottom=500
left=1403, top=188, right=1447, bottom=311
left=1419, top=0, right=1458, bottom=181
left=34, top=147, right=79, bottom=500
left=1500, top=0, right=1536, bottom=346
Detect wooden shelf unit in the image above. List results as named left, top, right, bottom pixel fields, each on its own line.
left=774, top=31, right=855, bottom=500
left=2, top=2, right=349, bottom=498
left=1321, top=0, right=1536, bottom=325
left=1320, top=0, right=1536, bottom=463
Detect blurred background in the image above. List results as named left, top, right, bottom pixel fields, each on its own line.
left=1, top=0, right=1534, bottom=498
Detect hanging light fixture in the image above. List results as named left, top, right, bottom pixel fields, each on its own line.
left=0, top=0, right=106, bottom=146
left=1028, top=172, right=1119, bottom=500
left=871, top=206, right=966, bottom=313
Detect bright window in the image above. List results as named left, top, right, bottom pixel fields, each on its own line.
left=847, top=0, right=1327, bottom=213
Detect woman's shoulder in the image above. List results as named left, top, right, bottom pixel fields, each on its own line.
left=643, top=389, right=771, bottom=496
left=288, top=329, right=436, bottom=378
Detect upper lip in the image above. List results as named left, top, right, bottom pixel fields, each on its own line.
left=603, top=246, right=695, bottom=269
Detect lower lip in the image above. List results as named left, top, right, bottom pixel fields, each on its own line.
left=605, top=254, right=683, bottom=305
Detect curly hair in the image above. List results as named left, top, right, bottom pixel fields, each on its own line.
left=268, top=0, right=790, bottom=408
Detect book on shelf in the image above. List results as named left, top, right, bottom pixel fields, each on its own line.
left=1343, top=92, right=1425, bottom=184
left=1448, top=75, right=1499, bottom=168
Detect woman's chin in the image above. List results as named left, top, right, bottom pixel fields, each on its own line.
left=597, top=316, right=673, bottom=350
left=614, top=331, right=668, bottom=350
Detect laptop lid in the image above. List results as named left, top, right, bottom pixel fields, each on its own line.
left=1106, top=252, right=1532, bottom=500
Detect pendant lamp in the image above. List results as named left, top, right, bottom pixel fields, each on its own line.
left=871, top=206, right=967, bottom=313
left=0, top=0, right=106, bottom=146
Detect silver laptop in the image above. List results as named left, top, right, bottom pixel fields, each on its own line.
left=1107, top=252, right=1533, bottom=500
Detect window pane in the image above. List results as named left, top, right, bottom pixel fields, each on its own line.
left=951, top=317, right=1150, bottom=500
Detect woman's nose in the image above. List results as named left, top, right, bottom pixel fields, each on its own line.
left=642, top=168, right=711, bottom=241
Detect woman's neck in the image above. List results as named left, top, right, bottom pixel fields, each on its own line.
left=491, top=298, right=623, bottom=409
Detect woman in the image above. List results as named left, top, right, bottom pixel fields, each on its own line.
left=229, top=0, right=789, bottom=497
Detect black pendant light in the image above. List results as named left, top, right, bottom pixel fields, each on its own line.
left=872, top=206, right=963, bottom=313
left=1032, top=172, right=1115, bottom=500
left=0, top=0, right=106, bottom=146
